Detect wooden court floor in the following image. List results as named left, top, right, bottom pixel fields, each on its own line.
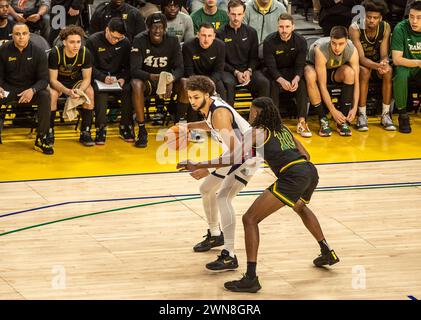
left=0, top=115, right=421, bottom=300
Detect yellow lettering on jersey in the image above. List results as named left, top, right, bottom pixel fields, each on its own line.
left=8, top=57, right=16, bottom=61
left=224, top=38, right=232, bottom=42
left=215, top=22, right=220, bottom=30
left=122, top=14, right=128, bottom=20
left=98, top=47, right=106, bottom=52
left=192, top=55, right=200, bottom=60
left=276, top=50, right=284, bottom=55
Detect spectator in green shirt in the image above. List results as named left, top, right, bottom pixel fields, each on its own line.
left=391, top=0, right=421, bottom=133
left=191, top=0, right=229, bottom=33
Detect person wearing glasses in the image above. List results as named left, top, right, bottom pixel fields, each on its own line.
left=48, top=25, right=95, bottom=146
left=0, top=23, right=52, bottom=154
left=86, top=17, right=133, bottom=145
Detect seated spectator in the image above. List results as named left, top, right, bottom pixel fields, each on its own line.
left=0, top=0, right=13, bottom=45
left=191, top=0, right=229, bottom=33
left=49, top=0, right=82, bottom=45
left=319, top=0, right=360, bottom=36
left=263, top=13, right=310, bottom=137
left=391, top=0, right=421, bottom=133
left=8, top=0, right=50, bottom=40
left=48, top=25, right=95, bottom=146
left=244, top=0, right=287, bottom=44
left=190, top=0, right=228, bottom=13
left=217, top=0, right=269, bottom=107
left=313, top=0, right=321, bottom=23
left=89, top=0, right=146, bottom=42
left=179, top=23, right=226, bottom=121
left=349, top=0, right=395, bottom=132
left=0, top=23, right=52, bottom=154
left=86, top=17, right=134, bottom=145
left=162, top=0, right=195, bottom=43
left=130, top=12, right=184, bottom=148
left=304, top=26, right=360, bottom=137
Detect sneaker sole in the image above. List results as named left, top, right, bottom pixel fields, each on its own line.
left=193, top=243, right=224, bottom=252
left=205, top=265, right=239, bottom=273
left=95, top=142, right=106, bottom=145
left=225, top=285, right=261, bottom=293
left=357, top=127, right=368, bottom=132
left=382, top=126, right=396, bottom=131
left=34, top=145, right=54, bottom=155
left=318, top=132, right=332, bottom=137
left=119, top=136, right=135, bottom=143
left=336, top=128, right=352, bottom=136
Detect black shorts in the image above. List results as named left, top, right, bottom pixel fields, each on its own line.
left=326, top=68, right=339, bottom=85
left=144, top=80, right=159, bottom=96
left=268, top=161, right=319, bottom=207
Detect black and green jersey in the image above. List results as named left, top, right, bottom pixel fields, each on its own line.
left=356, top=21, right=387, bottom=62
left=391, top=19, right=421, bottom=60
left=255, top=125, right=306, bottom=178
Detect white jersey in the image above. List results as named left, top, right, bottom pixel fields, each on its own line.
left=205, top=96, right=251, bottom=148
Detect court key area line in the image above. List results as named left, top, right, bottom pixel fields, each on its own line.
left=0, top=181, right=420, bottom=237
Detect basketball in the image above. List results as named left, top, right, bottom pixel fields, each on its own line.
left=164, top=125, right=189, bottom=150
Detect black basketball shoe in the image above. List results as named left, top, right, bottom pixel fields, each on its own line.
left=224, top=274, right=262, bottom=293
left=193, top=229, right=224, bottom=252
left=206, top=249, right=238, bottom=272
left=313, top=249, right=340, bottom=267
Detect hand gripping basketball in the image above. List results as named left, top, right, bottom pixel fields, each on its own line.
left=164, top=124, right=189, bottom=150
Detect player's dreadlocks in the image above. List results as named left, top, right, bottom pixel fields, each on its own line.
left=250, top=97, right=283, bottom=132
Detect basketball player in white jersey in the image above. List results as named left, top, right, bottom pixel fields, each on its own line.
left=180, top=75, right=262, bottom=271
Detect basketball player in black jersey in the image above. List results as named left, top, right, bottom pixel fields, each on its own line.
left=349, top=0, right=395, bottom=132
left=178, top=96, right=339, bottom=293
left=49, top=25, right=95, bottom=146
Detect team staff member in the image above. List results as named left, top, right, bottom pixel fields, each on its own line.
left=216, top=0, right=269, bottom=108
left=89, top=0, right=146, bottom=43
left=178, top=97, right=340, bottom=293
left=130, top=12, right=184, bottom=148
left=179, top=23, right=226, bottom=122
left=49, top=25, right=95, bottom=146
left=86, top=17, right=134, bottom=145
left=0, top=23, right=52, bottom=154
left=263, top=13, right=309, bottom=137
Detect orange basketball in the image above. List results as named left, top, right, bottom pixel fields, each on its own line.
left=164, top=125, right=188, bottom=150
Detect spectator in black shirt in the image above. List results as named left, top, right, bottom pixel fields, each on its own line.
left=178, top=23, right=226, bottom=121
left=0, top=0, right=14, bottom=45
left=49, top=0, right=83, bottom=45
left=130, top=12, right=184, bottom=148
left=86, top=17, right=134, bottom=145
left=0, top=23, right=52, bottom=154
left=217, top=0, right=269, bottom=107
left=263, top=13, right=310, bottom=137
left=319, top=0, right=360, bottom=36
left=89, top=0, right=146, bottom=42
left=49, top=25, right=95, bottom=146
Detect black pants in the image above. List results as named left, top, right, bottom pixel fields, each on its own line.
left=211, top=74, right=227, bottom=102
left=221, top=70, right=270, bottom=107
left=268, top=68, right=308, bottom=119
left=94, top=82, right=133, bottom=127
left=0, top=86, right=50, bottom=136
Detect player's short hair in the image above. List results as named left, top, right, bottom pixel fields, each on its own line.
left=186, top=75, right=216, bottom=95
left=361, top=0, right=389, bottom=16
left=278, top=13, right=294, bottom=24
left=108, top=17, right=126, bottom=35
left=59, top=25, right=85, bottom=41
left=410, top=0, right=421, bottom=11
left=227, top=0, right=246, bottom=12
left=330, top=26, right=348, bottom=39
left=198, top=22, right=215, bottom=32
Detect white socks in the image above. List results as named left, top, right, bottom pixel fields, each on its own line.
left=382, top=103, right=391, bottom=115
